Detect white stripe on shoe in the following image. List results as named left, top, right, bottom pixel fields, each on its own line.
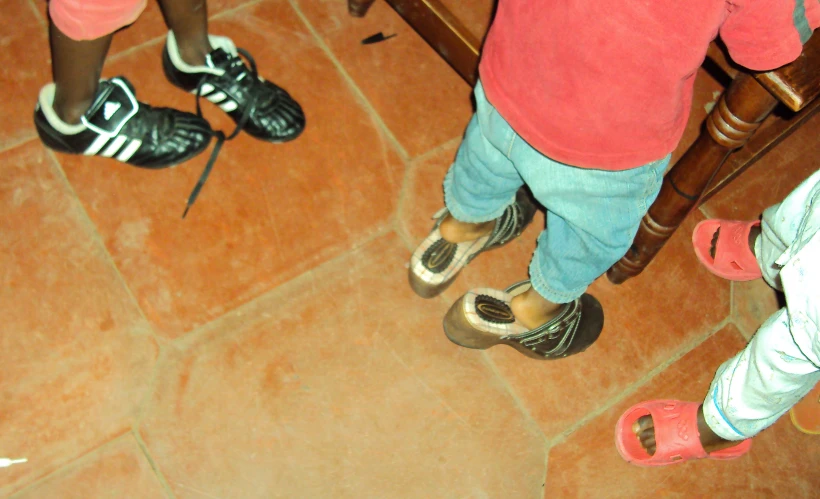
left=219, top=100, right=238, bottom=112
left=100, top=135, right=128, bottom=157
left=207, top=91, right=227, bottom=103
left=116, top=139, right=142, bottom=162
left=84, top=134, right=110, bottom=155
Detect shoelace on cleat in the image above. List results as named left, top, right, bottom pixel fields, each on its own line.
left=182, top=48, right=264, bottom=218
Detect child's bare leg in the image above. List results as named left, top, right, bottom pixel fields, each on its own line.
left=157, top=0, right=212, bottom=66
left=50, top=23, right=112, bottom=124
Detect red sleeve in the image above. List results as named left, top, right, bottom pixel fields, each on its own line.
left=720, top=0, right=820, bottom=71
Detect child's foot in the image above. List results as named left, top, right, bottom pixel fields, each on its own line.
left=439, top=216, right=494, bottom=243
left=691, top=219, right=763, bottom=281
left=442, top=281, right=604, bottom=359
left=34, top=76, right=212, bottom=168
left=710, top=224, right=761, bottom=259
left=615, top=400, right=752, bottom=466
left=408, top=189, right=537, bottom=298
left=632, top=404, right=737, bottom=456
left=509, top=285, right=562, bottom=329
left=163, top=32, right=305, bottom=143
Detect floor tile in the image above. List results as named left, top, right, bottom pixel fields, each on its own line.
left=12, top=435, right=168, bottom=499
left=732, top=279, right=781, bottom=340
left=0, top=0, right=50, bottom=150
left=397, top=141, right=731, bottom=440
left=294, top=0, right=474, bottom=158
left=56, top=0, right=404, bottom=338
left=140, top=233, right=546, bottom=499
left=480, top=213, right=729, bottom=438
left=484, top=211, right=730, bottom=440
left=545, top=325, right=820, bottom=498
left=0, top=142, right=158, bottom=496
left=700, top=111, right=820, bottom=221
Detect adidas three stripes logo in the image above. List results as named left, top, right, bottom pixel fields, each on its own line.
left=84, top=134, right=143, bottom=162
left=197, top=83, right=239, bottom=112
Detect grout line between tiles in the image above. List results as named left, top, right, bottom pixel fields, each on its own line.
left=540, top=449, right=550, bottom=498
left=409, top=136, right=462, bottom=166
left=7, top=431, right=131, bottom=498
left=44, top=150, right=160, bottom=344
left=480, top=351, right=551, bottom=450
left=107, top=36, right=166, bottom=64
left=132, top=427, right=178, bottom=499
left=0, top=136, right=38, bottom=157
left=697, top=203, right=717, bottom=221
left=286, top=0, right=410, bottom=163
left=394, top=221, right=417, bottom=254
left=371, top=222, right=552, bottom=494
left=134, top=341, right=172, bottom=426
left=392, top=159, right=417, bottom=242
left=547, top=316, right=732, bottom=448
left=168, top=224, right=396, bottom=348
left=209, top=0, right=265, bottom=20
left=43, top=148, right=170, bottom=427
left=26, top=0, right=46, bottom=27
left=391, top=135, right=462, bottom=239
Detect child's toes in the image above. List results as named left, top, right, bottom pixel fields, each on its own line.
left=710, top=228, right=720, bottom=259
left=639, top=434, right=656, bottom=455
left=632, top=415, right=656, bottom=455
left=633, top=415, right=654, bottom=433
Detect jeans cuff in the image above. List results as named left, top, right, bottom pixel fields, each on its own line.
left=528, top=254, right=586, bottom=304
left=443, top=167, right=511, bottom=223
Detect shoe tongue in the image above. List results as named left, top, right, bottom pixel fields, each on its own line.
left=84, top=77, right=139, bottom=134
left=206, top=48, right=234, bottom=70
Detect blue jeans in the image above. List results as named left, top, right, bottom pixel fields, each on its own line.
left=444, top=82, right=669, bottom=303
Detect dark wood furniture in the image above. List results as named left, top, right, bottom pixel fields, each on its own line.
left=609, top=37, right=820, bottom=283
left=348, top=0, right=482, bottom=85
left=349, top=0, right=820, bottom=283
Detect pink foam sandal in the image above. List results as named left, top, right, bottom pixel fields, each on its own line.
left=615, top=400, right=752, bottom=467
left=692, top=219, right=762, bottom=281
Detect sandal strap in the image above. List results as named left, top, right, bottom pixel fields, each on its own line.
left=713, top=220, right=760, bottom=271
left=502, top=297, right=581, bottom=357
left=647, top=401, right=709, bottom=462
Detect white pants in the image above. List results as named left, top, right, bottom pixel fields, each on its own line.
left=702, top=169, right=820, bottom=441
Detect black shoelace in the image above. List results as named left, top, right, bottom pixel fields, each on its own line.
left=182, top=48, right=263, bottom=218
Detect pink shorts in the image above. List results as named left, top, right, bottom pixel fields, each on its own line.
left=50, top=0, right=147, bottom=41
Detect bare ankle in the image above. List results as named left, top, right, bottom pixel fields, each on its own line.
left=748, top=225, right=761, bottom=254
left=53, top=98, right=92, bottom=125
left=696, top=405, right=737, bottom=452
left=510, top=287, right=562, bottom=330
left=175, top=35, right=213, bottom=67
left=439, top=216, right=494, bottom=243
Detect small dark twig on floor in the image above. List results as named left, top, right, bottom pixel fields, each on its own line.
left=361, top=32, right=397, bottom=45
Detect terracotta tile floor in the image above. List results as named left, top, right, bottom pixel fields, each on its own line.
left=2, top=0, right=818, bottom=497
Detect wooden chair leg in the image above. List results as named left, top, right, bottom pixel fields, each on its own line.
left=348, top=0, right=377, bottom=17
left=607, top=73, right=780, bottom=284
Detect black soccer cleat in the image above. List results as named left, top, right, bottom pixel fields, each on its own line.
left=163, top=33, right=305, bottom=143
left=34, top=76, right=213, bottom=169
